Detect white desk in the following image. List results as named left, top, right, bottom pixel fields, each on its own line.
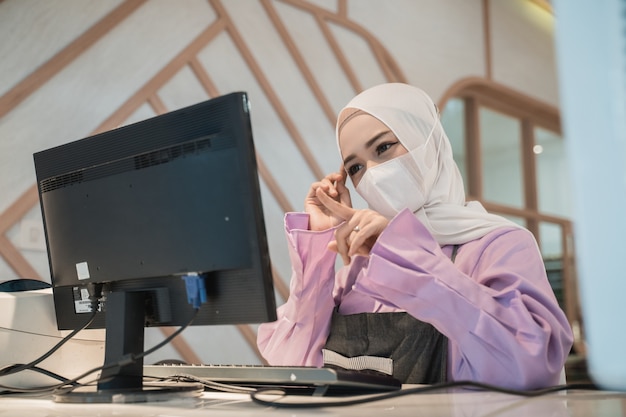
left=1, top=387, right=625, bottom=417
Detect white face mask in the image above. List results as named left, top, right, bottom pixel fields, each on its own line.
left=355, top=149, right=429, bottom=218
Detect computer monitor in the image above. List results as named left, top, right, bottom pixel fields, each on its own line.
left=33, top=92, right=277, bottom=402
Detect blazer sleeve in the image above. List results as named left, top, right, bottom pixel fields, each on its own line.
left=256, top=213, right=338, bottom=366
left=352, top=209, right=574, bottom=390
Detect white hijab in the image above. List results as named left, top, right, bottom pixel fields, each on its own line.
left=337, top=83, right=520, bottom=245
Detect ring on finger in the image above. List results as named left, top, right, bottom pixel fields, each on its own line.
left=353, top=225, right=361, bottom=232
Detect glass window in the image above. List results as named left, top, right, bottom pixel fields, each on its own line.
left=440, top=98, right=467, bottom=186
left=480, top=108, right=524, bottom=208
left=535, top=127, right=573, bottom=217
left=541, top=221, right=565, bottom=308
left=539, top=221, right=564, bottom=259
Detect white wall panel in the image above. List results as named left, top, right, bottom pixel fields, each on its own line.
left=0, top=0, right=123, bottom=97
left=158, top=66, right=211, bottom=111
left=273, top=1, right=357, bottom=108
left=490, top=0, right=558, bottom=105
left=330, top=22, right=389, bottom=93
left=0, top=0, right=217, bottom=214
left=220, top=0, right=343, bottom=182
left=346, top=0, right=486, bottom=101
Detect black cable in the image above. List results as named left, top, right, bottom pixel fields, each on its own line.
left=0, top=308, right=199, bottom=396
left=0, top=310, right=97, bottom=378
left=0, top=366, right=79, bottom=396
left=5, top=365, right=75, bottom=384
left=166, top=374, right=256, bottom=394
left=0, top=285, right=102, bottom=379
left=249, top=380, right=600, bottom=409
left=137, top=308, right=199, bottom=360
left=51, top=307, right=201, bottom=396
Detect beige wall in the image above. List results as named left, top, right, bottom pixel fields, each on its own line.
left=0, top=0, right=557, bottom=364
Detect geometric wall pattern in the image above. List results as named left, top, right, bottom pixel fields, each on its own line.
left=0, top=0, right=406, bottom=363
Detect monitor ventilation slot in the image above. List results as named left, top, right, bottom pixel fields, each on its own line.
left=133, top=136, right=214, bottom=171
left=39, top=135, right=224, bottom=194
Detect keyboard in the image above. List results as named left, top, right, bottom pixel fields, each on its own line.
left=143, top=364, right=402, bottom=396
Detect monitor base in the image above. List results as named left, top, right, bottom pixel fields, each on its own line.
left=53, top=381, right=204, bottom=404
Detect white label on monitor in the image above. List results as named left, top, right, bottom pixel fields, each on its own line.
left=76, top=262, right=90, bottom=280
left=73, top=286, right=94, bottom=313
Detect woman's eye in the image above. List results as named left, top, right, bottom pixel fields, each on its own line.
left=376, top=141, right=397, bottom=156
left=347, top=163, right=362, bottom=177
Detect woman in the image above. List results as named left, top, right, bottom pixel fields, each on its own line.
left=257, top=83, right=573, bottom=389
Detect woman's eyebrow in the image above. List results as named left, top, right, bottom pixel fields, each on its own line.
left=342, top=130, right=392, bottom=166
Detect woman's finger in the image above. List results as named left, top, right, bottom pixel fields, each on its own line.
left=320, top=172, right=344, bottom=198
left=348, top=225, right=373, bottom=257
left=316, top=187, right=355, bottom=220
left=335, top=168, right=352, bottom=207
left=333, top=223, right=352, bottom=265
left=349, top=213, right=389, bottom=256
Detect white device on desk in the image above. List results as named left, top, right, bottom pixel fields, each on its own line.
left=0, top=287, right=105, bottom=389
left=553, top=0, right=626, bottom=391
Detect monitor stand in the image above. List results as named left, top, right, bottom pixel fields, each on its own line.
left=54, top=290, right=203, bottom=403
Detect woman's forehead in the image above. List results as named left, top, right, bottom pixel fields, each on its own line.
left=338, top=113, right=392, bottom=154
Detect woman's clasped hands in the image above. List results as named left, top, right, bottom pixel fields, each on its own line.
left=304, top=169, right=389, bottom=265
